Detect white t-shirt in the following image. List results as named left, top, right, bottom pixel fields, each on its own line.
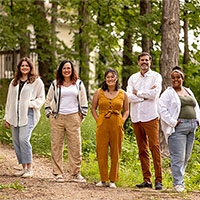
left=59, top=85, right=79, bottom=114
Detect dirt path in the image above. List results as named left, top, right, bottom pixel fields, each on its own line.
left=0, top=143, right=200, bottom=200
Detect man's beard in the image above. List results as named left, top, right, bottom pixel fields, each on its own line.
left=140, top=65, right=149, bottom=70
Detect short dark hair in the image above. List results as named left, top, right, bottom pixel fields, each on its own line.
left=138, top=52, right=152, bottom=61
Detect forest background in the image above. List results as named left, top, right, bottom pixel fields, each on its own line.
left=0, top=0, right=200, bottom=192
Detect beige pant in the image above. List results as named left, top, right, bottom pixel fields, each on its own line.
left=50, top=112, right=82, bottom=176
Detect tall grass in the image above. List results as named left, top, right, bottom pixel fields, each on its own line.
left=0, top=107, right=200, bottom=190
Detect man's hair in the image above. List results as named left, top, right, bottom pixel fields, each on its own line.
left=138, top=52, right=152, bottom=61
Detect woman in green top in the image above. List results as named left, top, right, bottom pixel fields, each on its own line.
left=158, top=66, right=200, bottom=192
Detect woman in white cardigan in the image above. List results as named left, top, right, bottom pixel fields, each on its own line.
left=4, top=57, right=45, bottom=178
left=158, top=66, right=200, bottom=192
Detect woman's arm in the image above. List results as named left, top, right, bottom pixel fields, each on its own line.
left=122, top=91, right=129, bottom=122
left=91, top=89, right=100, bottom=122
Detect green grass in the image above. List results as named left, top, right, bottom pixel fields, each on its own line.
left=0, top=181, right=24, bottom=191
left=0, top=107, right=200, bottom=191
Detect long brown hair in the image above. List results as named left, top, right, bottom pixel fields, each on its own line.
left=56, top=60, right=79, bottom=87
left=12, top=57, right=38, bottom=86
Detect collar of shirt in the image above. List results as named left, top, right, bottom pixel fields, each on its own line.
left=140, top=69, right=152, bottom=77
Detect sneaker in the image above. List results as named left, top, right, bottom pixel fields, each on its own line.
left=155, top=182, right=163, bottom=190
left=55, top=174, right=65, bottom=183
left=136, top=181, right=152, bottom=188
left=96, top=181, right=107, bottom=187
left=22, top=169, right=33, bottom=178
left=109, top=182, right=117, bottom=188
left=70, top=174, right=86, bottom=183
left=14, top=169, right=26, bottom=177
left=174, top=184, right=185, bottom=192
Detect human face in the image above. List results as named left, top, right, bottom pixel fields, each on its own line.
left=105, top=72, right=117, bottom=87
left=62, top=62, right=72, bottom=78
left=138, top=55, right=151, bottom=74
left=20, top=61, right=31, bottom=76
left=171, top=71, right=183, bottom=89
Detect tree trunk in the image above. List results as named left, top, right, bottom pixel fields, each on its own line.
left=140, top=0, right=152, bottom=52
left=51, top=1, right=58, bottom=59
left=159, top=0, right=180, bottom=157
left=33, top=0, right=55, bottom=91
left=96, top=1, right=107, bottom=87
left=19, top=32, right=29, bottom=58
left=122, top=6, right=133, bottom=90
left=78, top=0, right=89, bottom=97
left=183, top=0, right=189, bottom=65
left=160, top=0, right=180, bottom=90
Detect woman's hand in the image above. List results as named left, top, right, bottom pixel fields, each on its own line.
left=78, top=113, right=83, bottom=121
left=175, top=120, right=182, bottom=127
left=4, top=121, right=10, bottom=129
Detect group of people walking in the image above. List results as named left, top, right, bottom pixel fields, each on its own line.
left=3, top=52, right=200, bottom=193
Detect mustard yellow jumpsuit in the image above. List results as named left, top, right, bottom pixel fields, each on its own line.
left=96, top=89, right=124, bottom=182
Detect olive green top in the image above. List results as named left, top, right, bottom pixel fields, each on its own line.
left=178, top=95, right=196, bottom=119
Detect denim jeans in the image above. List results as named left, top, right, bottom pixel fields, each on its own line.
left=168, top=118, right=197, bottom=186
left=12, top=108, right=34, bottom=164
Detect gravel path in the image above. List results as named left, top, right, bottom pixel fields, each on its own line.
left=0, top=143, right=199, bottom=200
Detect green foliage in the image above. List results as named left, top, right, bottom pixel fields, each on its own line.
left=30, top=108, right=51, bottom=157
left=182, top=62, right=200, bottom=103
left=0, top=79, right=11, bottom=108
left=1, top=107, right=200, bottom=190
left=81, top=110, right=96, bottom=157
left=0, top=109, right=12, bottom=145
left=185, top=129, right=200, bottom=190
left=0, top=181, right=24, bottom=191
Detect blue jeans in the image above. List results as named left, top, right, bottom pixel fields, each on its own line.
left=12, top=108, right=34, bottom=164
left=168, top=119, right=197, bottom=186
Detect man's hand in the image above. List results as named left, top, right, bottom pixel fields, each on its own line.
left=151, top=85, right=156, bottom=89
left=133, top=90, right=137, bottom=95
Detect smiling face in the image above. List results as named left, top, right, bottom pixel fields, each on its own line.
left=171, top=71, right=184, bottom=89
left=138, top=55, right=151, bottom=75
left=62, top=62, right=72, bottom=79
left=20, top=61, right=31, bottom=76
left=105, top=72, right=118, bottom=87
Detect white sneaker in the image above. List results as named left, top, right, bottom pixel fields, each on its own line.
left=109, top=182, right=117, bottom=188
left=174, top=185, right=185, bottom=192
left=96, top=181, right=107, bottom=187
left=55, top=174, right=65, bottom=183
left=14, top=169, right=26, bottom=177
left=70, top=174, right=86, bottom=183
left=22, top=169, right=33, bottom=178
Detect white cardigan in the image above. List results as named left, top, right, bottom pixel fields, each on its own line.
left=158, top=86, right=200, bottom=143
left=4, top=77, right=45, bottom=127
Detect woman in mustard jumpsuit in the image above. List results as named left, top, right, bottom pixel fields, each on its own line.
left=91, top=68, right=129, bottom=188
